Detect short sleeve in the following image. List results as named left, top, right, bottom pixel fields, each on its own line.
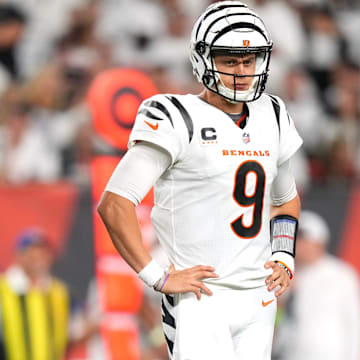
left=128, top=94, right=189, bottom=165
left=275, top=96, right=303, bottom=165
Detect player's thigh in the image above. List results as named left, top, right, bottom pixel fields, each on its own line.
left=233, top=286, right=277, bottom=360
left=163, top=292, right=238, bottom=360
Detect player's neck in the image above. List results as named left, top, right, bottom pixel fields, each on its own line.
left=199, top=89, right=245, bottom=114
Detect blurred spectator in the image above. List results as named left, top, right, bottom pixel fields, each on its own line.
left=96, top=0, right=167, bottom=68
left=178, top=0, right=210, bottom=23
left=282, top=67, right=336, bottom=154
left=324, top=136, right=356, bottom=179
left=22, top=45, right=97, bottom=185
left=335, top=0, right=360, bottom=66
left=20, top=1, right=110, bottom=186
left=0, top=4, right=26, bottom=80
left=57, top=0, right=110, bottom=103
left=248, top=0, right=307, bottom=94
left=323, top=63, right=360, bottom=180
left=26, top=63, right=65, bottom=111
left=0, top=227, right=70, bottom=360
left=273, top=210, right=360, bottom=360
left=302, top=5, right=349, bottom=108
left=281, top=67, right=337, bottom=182
left=0, top=101, right=61, bottom=184
left=4, top=0, right=88, bottom=79
left=144, top=0, right=193, bottom=89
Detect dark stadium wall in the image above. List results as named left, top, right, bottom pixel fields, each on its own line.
left=52, top=187, right=95, bottom=302
left=301, top=182, right=352, bottom=255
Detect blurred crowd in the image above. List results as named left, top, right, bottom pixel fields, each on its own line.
left=0, top=0, right=358, bottom=191
left=0, top=0, right=359, bottom=359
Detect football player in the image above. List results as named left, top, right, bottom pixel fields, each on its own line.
left=98, top=1, right=302, bottom=359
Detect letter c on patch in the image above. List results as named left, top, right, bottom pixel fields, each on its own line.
left=201, top=127, right=217, bottom=141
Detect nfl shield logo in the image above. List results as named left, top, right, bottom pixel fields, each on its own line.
left=243, top=132, right=250, bottom=144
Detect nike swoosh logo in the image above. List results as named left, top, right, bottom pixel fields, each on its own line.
left=262, top=299, right=274, bottom=307
left=144, top=120, right=158, bottom=130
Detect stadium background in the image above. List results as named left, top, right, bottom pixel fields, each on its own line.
left=0, top=0, right=359, bottom=359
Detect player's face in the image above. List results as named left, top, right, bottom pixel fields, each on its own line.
left=214, top=53, right=256, bottom=91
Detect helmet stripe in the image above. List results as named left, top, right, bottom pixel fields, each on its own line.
left=203, top=4, right=247, bottom=22
left=202, top=12, right=265, bottom=43
left=195, top=4, right=247, bottom=40
left=210, top=22, right=269, bottom=47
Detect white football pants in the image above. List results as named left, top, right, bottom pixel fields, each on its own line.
left=162, top=285, right=277, bottom=360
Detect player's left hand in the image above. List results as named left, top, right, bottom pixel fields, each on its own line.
left=264, top=261, right=291, bottom=297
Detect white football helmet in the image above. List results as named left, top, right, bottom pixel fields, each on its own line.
left=189, top=1, right=272, bottom=103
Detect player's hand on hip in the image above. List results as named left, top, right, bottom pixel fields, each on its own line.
left=161, top=264, right=219, bottom=300
left=264, top=261, right=291, bottom=297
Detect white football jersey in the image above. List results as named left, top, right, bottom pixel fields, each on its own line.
left=128, top=93, right=302, bottom=289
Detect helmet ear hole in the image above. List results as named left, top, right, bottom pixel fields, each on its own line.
left=202, top=72, right=213, bottom=86
left=195, top=41, right=207, bottom=55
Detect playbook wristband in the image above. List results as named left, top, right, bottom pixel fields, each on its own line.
left=270, top=214, right=298, bottom=258
left=138, top=259, right=165, bottom=287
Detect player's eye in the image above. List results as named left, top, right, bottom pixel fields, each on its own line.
left=243, top=58, right=253, bottom=66
left=225, top=59, right=236, bottom=66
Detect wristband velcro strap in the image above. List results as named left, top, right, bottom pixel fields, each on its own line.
left=138, top=259, right=164, bottom=287
left=270, top=215, right=298, bottom=257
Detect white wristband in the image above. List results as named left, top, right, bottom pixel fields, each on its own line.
left=138, top=259, right=164, bottom=287
left=270, top=252, right=295, bottom=274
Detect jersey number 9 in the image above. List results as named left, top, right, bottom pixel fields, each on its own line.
left=231, top=161, right=265, bottom=238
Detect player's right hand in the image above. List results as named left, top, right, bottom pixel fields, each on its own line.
left=161, top=264, right=219, bottom=300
